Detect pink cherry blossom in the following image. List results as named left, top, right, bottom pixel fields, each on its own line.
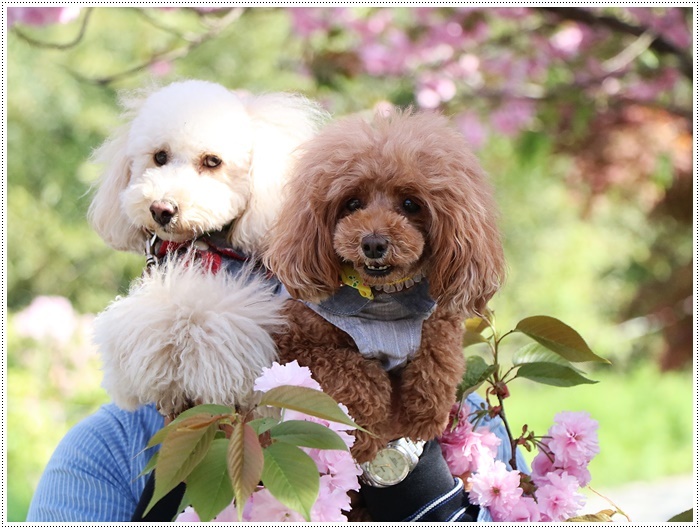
left=505, top=496, right=541, bottom=522
left=14, top=296, right=78, bottom=345
left=627, top=7, right=691, bottom=48
left=311, top=448, right=361, bottom=492
left=175, top=506, right=201, bottom=522
left=7, top=7, right=80, bottom=27
left=247, top=488, right=306, bottom=522
left=148, top=60, right=172, bottom=78
left=212, top=502, right=240, bottom=522
left=416, top=75, right=457, bottom=109
left=455, top=111, right=488, bottom=150
left=535, top=472, right=585, bottom=522
left=468, top=459, right=523, bottom=518
left=253, top=360, right=322, bottom=393
left=288, top=8, right=332, bottom=37
left=490, top=99, right=536, bottom=136
left=530, top=448, right=555, bottom=487
left=358, top=30, right=413, bottom=76
left=438, top=403, right=500, bottom=475
left=550, top=24, right=584, bottom=56
left=547, top=411, right=599, bottom=466
left=310, top=475, right=353, bottom=522
left=533, top=444, right=593, bottom=488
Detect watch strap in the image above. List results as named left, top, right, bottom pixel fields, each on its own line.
left=360, top=439, right=479, bottom=522
left=389, top=437, right=425, bottom=469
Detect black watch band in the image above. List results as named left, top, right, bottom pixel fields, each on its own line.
left=360, top=439, right=480, bottom=522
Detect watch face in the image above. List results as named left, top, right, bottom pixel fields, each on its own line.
left=367, top=447, right=410, bottom=486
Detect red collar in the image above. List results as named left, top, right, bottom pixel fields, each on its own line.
left=152, top=237, right=248, bottom=274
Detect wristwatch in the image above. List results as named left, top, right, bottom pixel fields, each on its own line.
left=360, top=438, right=426, bottom=488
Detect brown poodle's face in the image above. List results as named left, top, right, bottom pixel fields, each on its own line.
left=333, top=188, right=428, bottom=289
left=266, top=110, right=505, bottom=314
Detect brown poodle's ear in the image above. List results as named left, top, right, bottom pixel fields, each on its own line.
left=264, top=159, right=342, bottom=303
left=87, top=123, right=144, bottom=253
left=426, top=155, right=506, bottom=317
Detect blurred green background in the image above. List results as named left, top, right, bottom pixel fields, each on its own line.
left=6, top=7, right=693, bottom=521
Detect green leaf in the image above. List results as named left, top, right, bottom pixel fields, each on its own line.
left=513, top=343, right=584, bottom=373
left=464, top=316, right=489, bottom=334
left=262, top=442, right=320, bottom=521
left=515, top=315, right=609, bottom=364
left=269, top=420, right=349, bottom=450
left=457, top=355, right=496, bottom=397
left=147, top=409, right=230, bottom=449
left=172, top=404, right=235, bottom=423
left=139, top=451, right=159, bottom=478
left=248, top=417, right=279, bottom=435
left=228, top=421, right=264, bottom=520
left=146, top=421, right=218, bottom=514
left=517, top=362, right=598, bottom=387
left=667, top=508, right=693, bottom=522
left=186, top=438, right=234, bottom=522
left=259, top=385, right=362, bottom=431
left=463, top=330, right=488, bottom=348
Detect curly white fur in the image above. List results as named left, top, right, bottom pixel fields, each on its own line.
left=88, top=80, right=326, bottom=415
left=95, top=260, right=286, bottom=416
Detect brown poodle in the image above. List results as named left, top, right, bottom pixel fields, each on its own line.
left=266, top=109, right=505, bottom=464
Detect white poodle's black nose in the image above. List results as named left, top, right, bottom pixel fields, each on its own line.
left=362, top=234, right=388, bottom=259
left=150, top=200, right=177, bottom=226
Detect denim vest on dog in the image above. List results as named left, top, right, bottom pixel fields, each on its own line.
left=305, top=280, right=436, bottom=371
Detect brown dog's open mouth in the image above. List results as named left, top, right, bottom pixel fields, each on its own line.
left=364, top=263, right=393, bottom=277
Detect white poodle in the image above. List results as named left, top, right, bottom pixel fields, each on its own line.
left=88, top=80, right=326, bottom=417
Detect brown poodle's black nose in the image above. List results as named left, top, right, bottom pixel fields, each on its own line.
left=150, top=200, right=177, bottom=226
left=362, top=234, right=388, bottom=259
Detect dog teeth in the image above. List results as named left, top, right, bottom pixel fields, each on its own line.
left=365, top=263, right=389, bottom=271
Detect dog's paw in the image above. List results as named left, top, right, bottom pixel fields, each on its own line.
left=402, top=413, right=450, bottom=443
left=397, top=386, right=453, bottom=442
left=350, top=429, right=391, bottom=464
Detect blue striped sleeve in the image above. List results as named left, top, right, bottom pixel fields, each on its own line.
left=26, top=403, right=164, bottom=522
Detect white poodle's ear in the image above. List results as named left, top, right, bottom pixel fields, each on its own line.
left=87, top=124, right=143, bottom=252
left=231, top=93, right=328, bottom=255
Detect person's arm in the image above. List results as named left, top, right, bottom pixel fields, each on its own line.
left=26, top=404, right=163, bottom=522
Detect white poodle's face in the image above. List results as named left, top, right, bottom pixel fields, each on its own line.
left=121, top=83, right=254, bottom=243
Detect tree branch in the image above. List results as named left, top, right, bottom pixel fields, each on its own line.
left=12, top=7, right=94, bottom=50
left=537, top=7, right=693, bottom=80
left=68, top=7, right=245, bottom=86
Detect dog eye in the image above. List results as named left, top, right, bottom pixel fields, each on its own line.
left=402, top=198, right=421, bottom=214
left=346, top=198, right=363, bottom=212
left=202, top=155, right=222, bottom=168
left=154, top=150, right=168, bottom=166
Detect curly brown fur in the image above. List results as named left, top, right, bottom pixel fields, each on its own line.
left=266, top=109, right=505, bottom=463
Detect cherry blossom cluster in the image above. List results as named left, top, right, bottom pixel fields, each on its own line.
left=437, top=402, right=599, bottom=522
left=177, top=360, right=361, bottom=523
left=289, top=7, right=690, bottom=148
left=9, top=7, right=689, bottom=149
